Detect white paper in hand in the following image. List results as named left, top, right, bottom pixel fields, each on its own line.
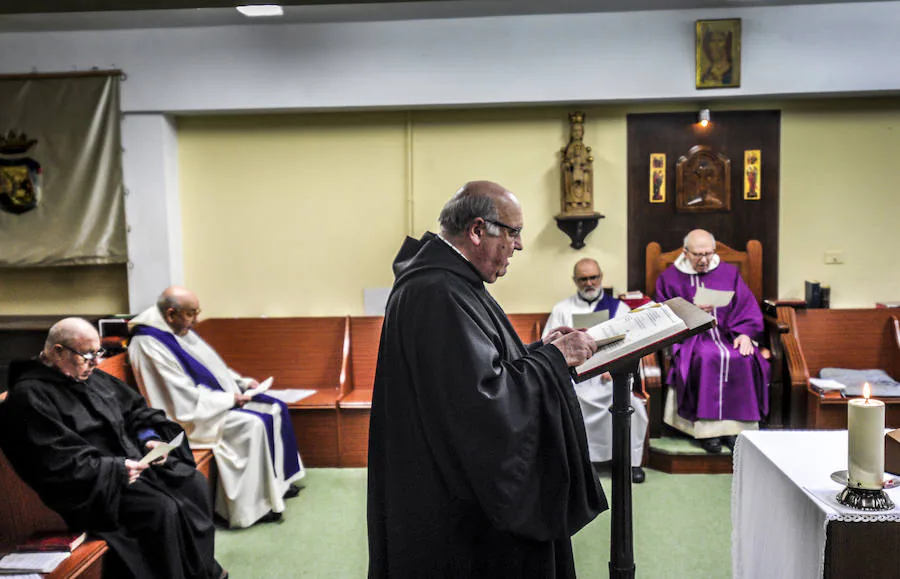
left=139, top=432, right=184, bottom=466
left=244, top=376, right=274, bottom=398
left=693, top=287, right=734, bottom=308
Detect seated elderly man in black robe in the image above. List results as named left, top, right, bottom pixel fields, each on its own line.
left=368, top=181, right=607, bottom=578
left=0, top=317, right=225, bottom=579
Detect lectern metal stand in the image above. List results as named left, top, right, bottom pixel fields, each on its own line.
left=572, top=297, right=716, bottom=579
left=608, top=362, right=638, bottom=579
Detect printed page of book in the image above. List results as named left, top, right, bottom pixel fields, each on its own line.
left=575, top=304, right=687, bottom=377
left=0, top=552, right=70, bottom=573
left=693, top=286, right=734, bottom=307
left=243, top=376, right=274, bottom=398
left=139, top=432, right=184, bottom=466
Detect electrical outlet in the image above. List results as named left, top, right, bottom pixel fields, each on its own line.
left=824, top=251, right=844, bottom=265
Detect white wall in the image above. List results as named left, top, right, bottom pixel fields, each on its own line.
left=0, top=3, right=897, bottom=113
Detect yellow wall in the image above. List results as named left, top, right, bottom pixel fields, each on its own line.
left=779, top=99, right=900, bottom=307
left=5, top=98, right=897, bottom=317
left=177, top=99, right=900, bottom=316
left=0, top=265, right=128, bottom=314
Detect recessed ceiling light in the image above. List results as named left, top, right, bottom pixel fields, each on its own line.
left=236, top=5, right=284, bottom=17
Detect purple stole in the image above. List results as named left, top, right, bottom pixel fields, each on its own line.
left=592, top=292, right=621, bottom=315
left=132, top=326, right=301, bottom=480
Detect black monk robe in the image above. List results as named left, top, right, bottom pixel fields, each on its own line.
left=368, top=232, right=607, bottom=578
left=0, top=361, right=221, bottom=579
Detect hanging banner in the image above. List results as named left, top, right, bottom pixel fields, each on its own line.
left=0, top=74, right=125, bottom=266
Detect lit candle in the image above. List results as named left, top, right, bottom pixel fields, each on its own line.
left=847, top=383, right=886, bottom=490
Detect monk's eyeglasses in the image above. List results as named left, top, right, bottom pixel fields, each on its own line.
left=59, top=344, right=106, bottom=362
left=686, top=250, right=715, bottom=260
left=574, top=275, right=601, bottom=284
left=483, top=218, right=522, bottom=239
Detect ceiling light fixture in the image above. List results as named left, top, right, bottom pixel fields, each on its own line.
left=236, top=5, right=284, bottom=17
left=698, top=108, right=711, bottom=128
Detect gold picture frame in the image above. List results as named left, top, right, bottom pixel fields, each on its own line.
left=695, top=18, right=741, bottom=89
left=744, top=150, right=761, bottom=200
left=650, top=153, right=666, bottom=203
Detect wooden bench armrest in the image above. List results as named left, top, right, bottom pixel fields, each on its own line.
left=47, top=538, right=108, bottom=579
left=889, top=316, right=900, bottom=380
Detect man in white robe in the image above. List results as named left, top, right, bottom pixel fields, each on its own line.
left=543, top=258, right=648, bottom=483
left=128, top=286, right=305, bottom=528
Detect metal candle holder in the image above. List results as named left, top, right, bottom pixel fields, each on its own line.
left=832, top=470, right=897, bottom=511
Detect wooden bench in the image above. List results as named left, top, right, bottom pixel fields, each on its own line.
left=782, top=307, right=900, bottom=429
left=192, top=314, right=553, bottom=467
left=195, top=317, right=346, bottom=467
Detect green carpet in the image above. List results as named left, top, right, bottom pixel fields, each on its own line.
left=216, top=468, right=732, bottom=578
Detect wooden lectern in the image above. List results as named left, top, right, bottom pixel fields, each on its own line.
left=575, top=297, right=715, bottom=579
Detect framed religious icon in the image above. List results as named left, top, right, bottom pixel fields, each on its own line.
left=650, top=153, right=666, bottom=203
left=695, top=18, right=741, bottom=89
left=744, top=150, right=761, bottom=200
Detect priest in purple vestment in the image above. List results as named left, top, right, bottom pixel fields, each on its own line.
left=655, top=229, right=769, bottom=454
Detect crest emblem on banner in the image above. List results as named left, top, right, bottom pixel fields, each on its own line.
left=0, top=130, right=42, bottom=215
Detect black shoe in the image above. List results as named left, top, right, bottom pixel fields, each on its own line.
left=721, top=435, right=738, bottom=452
left=283, top=483, right=302, bottom=499
left=258, top=510, right=283, bottom=524
left=631, top=467, right=646, bottom=484
left=698, top=437, right=723, bottom=454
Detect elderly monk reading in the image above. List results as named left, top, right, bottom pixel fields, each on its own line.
left=0, top=318, right=226, bottom=579
left=655, top=229, right=769, bottom=454
left=367, top=180, right=607, bottom=578
left=129, top=287, right=305, bottom=528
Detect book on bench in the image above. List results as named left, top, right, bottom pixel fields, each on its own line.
left=571, top=297, right=714, bottom=382
left=15, top=531, right=86, bottom=553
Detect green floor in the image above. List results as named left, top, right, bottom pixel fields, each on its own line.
left=216, top=468, right=732, bottom=578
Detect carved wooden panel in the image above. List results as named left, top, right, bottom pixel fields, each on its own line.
left=675, top=145, right=731, bottom=213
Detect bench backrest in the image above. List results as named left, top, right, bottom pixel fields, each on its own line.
left=347, top=316, right=383, bottom=393
left=195, top=317, right=346, bottom=390
left=793, top=308, right=900, bottom=379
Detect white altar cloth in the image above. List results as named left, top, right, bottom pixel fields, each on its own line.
left=732, top=430, right=900, bottom=579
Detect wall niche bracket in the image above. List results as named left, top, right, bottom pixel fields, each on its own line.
left=554, top=213, right=604, bottom=250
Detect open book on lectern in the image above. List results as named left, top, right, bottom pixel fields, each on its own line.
left=571, top=297, right=715, bottom=382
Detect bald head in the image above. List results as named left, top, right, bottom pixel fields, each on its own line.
left=157, top=286, right=201, bottom=336
left=439, top=180, right=518, bottom=238
left=682, top=229, right=717, bottom=273
left=42, top=317, right=101, bottom=381
left=572, top=258, right=603, bottom=301
left=44, top=317, right=98, bottom=350
left=437, top=180, right=524, bottom=283
left=683, top=229, right=716, bottom=250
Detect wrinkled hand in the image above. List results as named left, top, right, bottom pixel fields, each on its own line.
left=234, top=393, right=252, bottom=408
left=551, top=330, right=598, bottom=367
left=733, top=334, right=755, bottom=356
left=245, top=378, right=260, bottom=390
left=144, top=439, right=170, bottom=466
left=696, top=304, right=715, bottom=314
left=125, top=459, right=149, bottom=484
left=543, top=325, right=577, bottom=345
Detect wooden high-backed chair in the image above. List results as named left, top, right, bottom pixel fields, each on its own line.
left=640, top=239, right=788, bottom=438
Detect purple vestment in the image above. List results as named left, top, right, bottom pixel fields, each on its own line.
left=656, top=262, right=769, bottom=422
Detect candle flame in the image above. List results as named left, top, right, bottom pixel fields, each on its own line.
left=863, top=382, right=871, bottom=401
